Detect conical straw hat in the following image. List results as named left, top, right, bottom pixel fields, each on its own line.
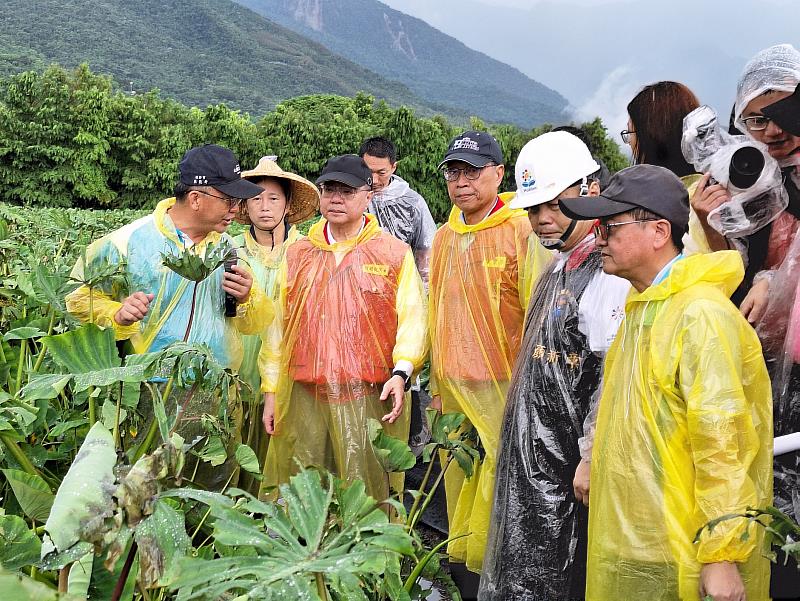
left=238, top=156, right=320, bottom=225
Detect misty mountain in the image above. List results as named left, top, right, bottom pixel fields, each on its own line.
left=232, top=0, right=570, bottom=127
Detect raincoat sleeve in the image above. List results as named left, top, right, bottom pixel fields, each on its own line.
left=257, top=260, right=286, bottom=394
left=578, top=376, right=603, bottom=462
left=64, top=238, right=141, bottom=340
left=232, top=264, right=273, bottom=335
left=680, top=301, right=763, bottom=564
left=411, top=196, right=437, bottom=289
left=393, top=249, right=429, bottom=371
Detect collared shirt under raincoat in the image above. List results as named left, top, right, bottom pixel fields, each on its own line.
left=232, top=225, right=302, bottom=493
left=587, top=251, right=773, bottom=601
left=480, top=234, right=629, bottom=601
left=65, top=198, right=270, bottom=367
left=428, top=200, right=552, bottom=572
left=368, top=175, right=437, bottom=287
left=259, top=215, right=428, bottom=501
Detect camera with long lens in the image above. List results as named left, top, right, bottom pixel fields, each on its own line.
left=682, top=105, right=787, bottom=237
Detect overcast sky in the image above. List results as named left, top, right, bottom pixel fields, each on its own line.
left=380, top=0, right=797, bottom=141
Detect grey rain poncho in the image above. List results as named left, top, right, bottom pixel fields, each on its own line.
left=479, top=235, right=628, bottom=601
left=368, top=175, right=436, bottom=286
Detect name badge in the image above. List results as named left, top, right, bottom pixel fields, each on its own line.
left=483, top=256, right=507, bottom=269
left=362, top=264, right=390, bottom=276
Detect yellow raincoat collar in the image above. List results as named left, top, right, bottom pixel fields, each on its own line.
left=446, top=199, right=526, bottom=234
left=242, top=225, right=301, bottom=264
left=154, top=197, right=224, bottom=250
left=307, top=214, right=381, bottom=251
left=627, top=250, right=744, bottom=306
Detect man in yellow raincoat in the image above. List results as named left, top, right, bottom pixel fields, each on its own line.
left=66, top=144, right=271, bottom=487
left=260, top=154, right=428, bottom=502
left=560, top=164, right=773, bottom=601
left=428, top=131, right=551, bottom=576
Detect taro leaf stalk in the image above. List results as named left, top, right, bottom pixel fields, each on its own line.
left=161, top=240, right=237, bottom=342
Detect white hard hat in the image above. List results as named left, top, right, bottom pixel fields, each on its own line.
left=510, top=131, right=601, bottom=209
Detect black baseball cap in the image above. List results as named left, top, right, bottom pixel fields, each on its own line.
left=315, top=154, right=373, bottom=188
left=559, top=164, right=689, bottom=232
left=438, top=130, right=504, bottom=169
left=762, top=82, right=800, bottom=136
left=179, top=144, right=263, bottom=199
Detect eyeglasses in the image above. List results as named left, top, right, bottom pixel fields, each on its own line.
left=198, top=189, right=242, bottom=209
left=742, top=115, right=772, bottom=131
left=441, top=163, right=495, bottom=182
left=319, top=183, right=370, bottom=199
left=620, top=130, right=636, bottom=144
left=594, top=218, right=658, bottom=240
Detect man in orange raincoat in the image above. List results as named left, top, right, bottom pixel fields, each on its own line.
left=260, top=155, right=428, bottom=501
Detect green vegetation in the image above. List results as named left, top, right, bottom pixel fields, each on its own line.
left=0, top=0, right=436, bottom=118
left=0, top=200, right=484, bottom=599
left=0, top=64, right=626, bottom=222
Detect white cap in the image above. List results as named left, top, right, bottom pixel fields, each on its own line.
left=510, top=131, right=601, bottom=209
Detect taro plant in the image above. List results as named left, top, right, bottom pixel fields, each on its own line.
left=370, top=408, right=485, bottom=599
left=161, top=240, right=238, bottom=342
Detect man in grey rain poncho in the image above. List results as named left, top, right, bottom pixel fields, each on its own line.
left=479, top=132, right=630, bottom=601
left=359, top=136, right=437, bottom=287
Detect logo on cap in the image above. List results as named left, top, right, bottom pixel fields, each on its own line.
left=520, top=169, right=536, bottom=191
left=453, top=137, right=480, bottom=152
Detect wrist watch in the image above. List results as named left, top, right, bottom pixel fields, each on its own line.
left=391, top=369, right=412, bottom=392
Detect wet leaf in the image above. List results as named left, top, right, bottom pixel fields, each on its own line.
left=368, top=418, right=416, bottom=473
left=234, top=443, right=260, bottom=475
left=2, top=469, right=53, bottom=522
left=135, top=500, right=190, bottom=587
left=0, top=514, right=41, bottom=570
left=43, top=423, right=115, bottom=553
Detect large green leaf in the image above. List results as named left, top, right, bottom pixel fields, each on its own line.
left=2, top=469, right=54, bottom=522
left=42, top=323, right=120, bottom=373
left=368, top=418, right=416, bottom=473
left=234, top=443, right=260, bottom=475
left=43, top=422, right=116, bottom=553
left=3, top=327, right=46, bottom=342
left=0, top=564, right=80, bottom=600
left=0, top=514, right=42, bottom=570
left=18, top=374, right=72, bottom=402
left=135, top=501, right=191, bottom=587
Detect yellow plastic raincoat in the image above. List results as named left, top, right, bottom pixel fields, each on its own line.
left=260, top=215, right=428, bottom=500
left=65, top=198, right=271, bottom=367
left=428, top=200, right=551, bottom=571
left=233, top=226, right=302, bottom=493
left=587, top=251, right=773, bottom=601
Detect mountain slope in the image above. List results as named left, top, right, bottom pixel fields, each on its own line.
left=233, top=0, right=570, bottom=127
left=0, top=0, right=452, bottom=118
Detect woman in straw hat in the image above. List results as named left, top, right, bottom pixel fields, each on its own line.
left=233, top=156, right=319, bottom=494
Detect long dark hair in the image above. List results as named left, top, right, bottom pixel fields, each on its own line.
left=627, top=81, right=700, bottom=177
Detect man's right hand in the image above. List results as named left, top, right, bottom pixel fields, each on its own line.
left=430, top=395, right=442, bottom=411
left=262, top=392, right=276, bottom=435
left=573, top=459, right=591, bottom=507
left=691, top=173, right=732, bottom=252
left=113, top=292, right=154, bottom=326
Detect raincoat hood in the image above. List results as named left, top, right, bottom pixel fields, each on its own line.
left=373, top=175, right=411, bottom=201
left=629, top=250, right=744, bottom=306
left=307, top=214, right=381, bottom=251
left=446, top=199, right=525, bottom=234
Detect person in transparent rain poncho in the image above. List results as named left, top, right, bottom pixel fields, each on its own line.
left=232, top=156, right=319, bottom=495
left=478, top=132, right=630, bottom=601
left=259, top=155, right=428, bottom=503
left=427, top=131, right=552, bottom=575
left=684, top=44, right=800, bottom=598
left=66, top=144, right=271, bottom=490
left=561, top=165, right=772, bottom=601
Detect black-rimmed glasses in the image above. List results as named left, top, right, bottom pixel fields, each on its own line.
left=441, top=163, right=496, bottom=182
left=594, top=218, right=658, bottom=240
left=620, top=129, right=636, bottom=144
left=199, top=189, right=242, bottom=209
